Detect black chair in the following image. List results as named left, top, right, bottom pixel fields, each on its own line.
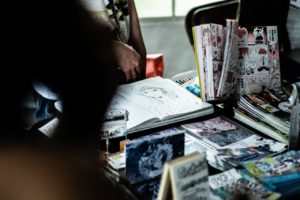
left=185, top=0, right=300, bottom=82
left=185, top=0, right=239, bottom=45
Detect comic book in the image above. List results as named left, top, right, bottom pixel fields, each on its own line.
left=234, top=88, right=291, bottom=143
left=241, top=150, right=300, bottom=184
left=181, top=116, right=286, bottom=170
left=192, top=20, right=281, bottom=101
left=209, top=169, right=281, bottom=200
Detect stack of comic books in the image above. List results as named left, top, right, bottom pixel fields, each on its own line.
left=192, top=20, right=281, bottom=101
left=234, top=88, right=291, bottom=143
left=181, top=116, right=286, bottom=171
left=241, top=150, right=300, bottom=198
left=209, top=168, right=281, bottom=200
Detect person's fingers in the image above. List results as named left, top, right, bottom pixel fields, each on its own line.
left=124, top=70, right=131, bottom=82
left=130, top=68, right=137, bottom=80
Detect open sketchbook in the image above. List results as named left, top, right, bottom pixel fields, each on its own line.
left=193, top=19, right=281, bottom=101
left=103, top=76, right=213, bottom=137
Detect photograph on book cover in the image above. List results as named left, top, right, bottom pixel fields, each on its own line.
left=238, top=26, right=281, bottom=94
left=125, top=131, right=184, bottom=184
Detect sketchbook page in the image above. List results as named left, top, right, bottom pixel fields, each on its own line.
left=238, top=26, right=281, bottom=94
left=217, top=19, right=239, bottom=98
left=117, top=77, right=211, bottom=120
left=107, top=93, right=157, bottom=130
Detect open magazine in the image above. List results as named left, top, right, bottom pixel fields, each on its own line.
left=193, top=19, right=281, bottom=101
left=102, top=76, right=213, bottom=138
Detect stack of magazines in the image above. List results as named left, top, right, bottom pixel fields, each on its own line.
left=181, top=116, right=286, bottom=171
left=234, top=89, right=291, bottom=143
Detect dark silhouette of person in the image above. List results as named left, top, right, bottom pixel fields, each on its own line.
left=0, top=0, right=131, bottom=199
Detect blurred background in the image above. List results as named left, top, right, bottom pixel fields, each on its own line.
left=136, top=0, right=224, bottom=78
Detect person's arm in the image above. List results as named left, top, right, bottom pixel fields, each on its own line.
left=127, top=0, right=146, bottom=80
left=112, top=40, right=141, bottom=82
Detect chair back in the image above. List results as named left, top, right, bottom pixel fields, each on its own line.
left=185, top=0, right=239, bottom=45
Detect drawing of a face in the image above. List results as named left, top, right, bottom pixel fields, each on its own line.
left=139, top=87, right=165, bottom=99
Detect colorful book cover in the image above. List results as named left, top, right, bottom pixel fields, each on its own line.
left=209, top=169, right=281, bottom=200
left=125, top=129, right=184, bottom=184
left=242, top=150, right=300, bottom=184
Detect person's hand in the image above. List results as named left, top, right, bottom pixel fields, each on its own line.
left=113, top=41, right=141, bottom=82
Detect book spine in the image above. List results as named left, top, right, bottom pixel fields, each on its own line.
left=262, top=172, right=300, bottom=184
left=233, top=107, right=288, bottom=143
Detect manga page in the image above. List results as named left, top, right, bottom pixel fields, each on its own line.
left=217, top=19, right=239, bottom=98
left=238, top=26, right=281, bottom=94
left=198, top=24, right=225, bottom=100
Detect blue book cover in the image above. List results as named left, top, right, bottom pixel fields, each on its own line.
left=125, top=128, right=184, bottom=184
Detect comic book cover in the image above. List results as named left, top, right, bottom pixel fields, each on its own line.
left=181, top=116, right=251, bottom=149
left=125, top=128, right=184, bottom=184
left=238, top=26, right=281, bottom=94
left=241, top=150, right=300, bottom=184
